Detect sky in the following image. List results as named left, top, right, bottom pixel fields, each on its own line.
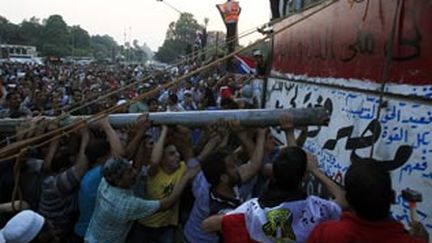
left=1, top=0, right=271, bottom=51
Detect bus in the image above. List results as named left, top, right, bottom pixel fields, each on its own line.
left=0, top=44, right=43, bottom=64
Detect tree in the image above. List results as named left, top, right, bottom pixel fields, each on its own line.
left=141, top=42, right=153, bottom=60
left=0, top=16, right=18, bottom=44
left=131, top=39, right=147, bottom=63
left=41, top=15, right=69, bottom=56
left=17, top=18, right=42, bottom=46
left=119, top=39, right=149, bottom=64
left=69, top=25, right=91, bottom=56
left=155, top=39, right=179, bottom=63
left=155, top=12, right=202, bottom=63
left=0, top=14, right=122, bottom=59
left=204, top=30, right=225, bottom=57
left=173, top=13, right=200, bottom=43
left=90, top=35, right=118, bottom=60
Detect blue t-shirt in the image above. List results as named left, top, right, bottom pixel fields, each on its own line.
left=184, top=172, right=216, bottom=242
left=74, top=165, right=103, bottom=237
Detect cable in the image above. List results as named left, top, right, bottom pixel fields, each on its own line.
left=369, top=0, right=402, bottom=158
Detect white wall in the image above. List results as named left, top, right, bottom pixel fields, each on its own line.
left=266, top=76, right=432, bottom=235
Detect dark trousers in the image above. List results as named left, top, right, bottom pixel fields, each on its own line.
left=66, top=232, right=84, bottom=243
left=127, top=223, right=176, bottom=243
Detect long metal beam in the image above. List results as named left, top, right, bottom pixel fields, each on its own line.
left=0, top=108, right=329, bottom=133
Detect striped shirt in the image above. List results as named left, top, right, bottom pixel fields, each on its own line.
left=38, top=166, right=80, bottom=237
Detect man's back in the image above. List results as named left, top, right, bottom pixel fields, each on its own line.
left=85, top=178, right=159, bottom=243
left=308, top=212, right=427, bottom=243
left=184, top=172, right=218, bottom=243
left=222, top=196, right=341, bottom=243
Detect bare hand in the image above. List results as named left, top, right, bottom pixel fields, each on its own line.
left=207, top=134, right=223, bottom=147
left=16, top=118, right=33, bottom=139
left=97, top=114, right=110, bottom=128
left=227, top=120, right=245, bottom=133
left=410, top=221, right=429, bottom=241
left=135, top=113, right=151, bottom=131
left=208, top=119, right=228, bottom=137
left=279, top=115, right=294, bottom=131
left=34, top=118, right=49, bottom=136
left=298, top=126, right=308, bottom=132
left=306, top=152, right=320, bottom=173
left=174, top=125, right=190, bottom=136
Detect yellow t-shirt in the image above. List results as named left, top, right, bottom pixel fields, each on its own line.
left=139, top=161, right=186, bottom=227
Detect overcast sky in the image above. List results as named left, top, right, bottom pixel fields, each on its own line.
left=1, top=0, right=271, bottom=51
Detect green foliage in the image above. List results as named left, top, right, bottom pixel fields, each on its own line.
left=91, top=35, right=117, bottom=60
left=0, top=16, right=18, bottom=44
left=0, top=14, right=150, bottom=63
left=18, top=20, right=43, bottom=46
left=70, top=25, right=91, bottom=51
left=155, top=39, right=180, bottom=63
left=38, top=15, right=70, bottom=56
left=155, top=12, right=202, bottom=63
left=204, top=30, right=226, bottom=58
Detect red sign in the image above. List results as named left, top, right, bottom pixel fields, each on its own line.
left=272, top=0, right=432, bottom=85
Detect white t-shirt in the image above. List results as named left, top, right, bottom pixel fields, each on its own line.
left=228, top=196, right=341, bottom=243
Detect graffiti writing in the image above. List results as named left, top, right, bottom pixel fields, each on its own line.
left=392, top=0, right=422, bottom=61
left=272, top=80, right=334, bottom=139
left=341, top=31, right=376, bottom=62
left=322, top=118, right=413, bottom=171
left=266, top=78, right=430, bottom=209
left=323, top=119, right=380, bottom=150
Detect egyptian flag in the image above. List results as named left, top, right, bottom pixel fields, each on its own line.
left=221, top=197, right=341, bottom=243
left=221, top=214, right=256, bottom=243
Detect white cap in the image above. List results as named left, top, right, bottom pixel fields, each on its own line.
left=252, top=49, right=263, bottom=56
left=0, top=210, right=45, bottom=243
left=116, top=99, right=127, bottom=106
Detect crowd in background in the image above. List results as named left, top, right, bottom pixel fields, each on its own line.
left=0, top=59, right=260, bottom=121
left=0, top=58, right=429, bottom=243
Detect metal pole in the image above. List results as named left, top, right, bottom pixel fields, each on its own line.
left=0, top=108, right=329, bottom=133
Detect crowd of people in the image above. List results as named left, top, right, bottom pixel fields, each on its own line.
left=0, top=58, right=260, bottom=120
left=0, top=58, right=429, bottom=243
